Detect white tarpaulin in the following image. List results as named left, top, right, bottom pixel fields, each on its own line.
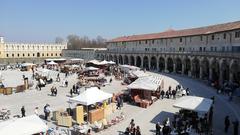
left=119, top=65, right=140, bottom=72
left=0, top=115, right=48, bottom=135
left=127, top=75, right=163, bottom=91
left=108, top=61, right=116, bottom=65
left=47, top=61, right=58, bottom=65
left=84, top=66, right=99, bottom=71
left=21, top=63, right=36, bottom=67
left=69, top=87, right=112, bottom=106
left=173, top=96, right=213, bottom=113
left=87, top=59, right=100, bottom=65
left=130, top=70, right=150, bottom=78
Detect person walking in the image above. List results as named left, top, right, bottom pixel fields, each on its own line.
left=232, top=119, right=239, bottom=135
left=21, top=106, right=26, bottom=117
left=224, top=116, right=230, bottom=133
left=34, top=107, right=39, bottom=116
left=156, top=122, right=161, bottom=135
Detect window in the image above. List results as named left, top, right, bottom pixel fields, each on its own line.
left=47, top=53, right=49, bottom=56
left=60, top=53, right=62, bottom=56
left=33, top=53, right=35, bottom=57
left=23, top=54, right=25, bottom=57
left=145, top=40, right=148, bottom=44
left=180, top=38, right=182, bottom=42
left=182, top=47, right=185, bottom=51
left=28, top=53, right=30, bottom=57
left=139, top=41, right=141, bottom=44
left=12, top=54, right=14, bottom=57
left=210, top=47, right=213, bottom=51
left=152, top=48, right=156, bottom=51
left=211, top=35, right=215, bottom=40
left=42, top=53, right=44, bottom=57
left=203, top=47, right=206, bottom=51
left=6, top=54, right=8, bottom=57
left=223, top=33, right=226, bottom=39
left=17, top=54, right=19, bottom=57
left=51, top=53, right=53, bottom=56
left=199, top=47, right=202, bottom=51
left=235, top=31, right=240, bottom=38
left=200, top=36, right=203, bottom=41
left=214, top=47, right=217, bottom=51
left=179, top=47, right=182, bottom=51
left=152, top=40, right=155, bottom=44
left=55, top=53, right=57, bottom=56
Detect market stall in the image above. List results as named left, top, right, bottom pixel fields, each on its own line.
left=0, top=115, right=48, bottom=135
left=69, top=87, right=113, bottom=123
left=82, top=67, right=99, bottom=77
left=173, top=96, right=213, bottom=114
left=20, top=63, right=36, bottom=71
left=127, top=75, right=164, bottom=108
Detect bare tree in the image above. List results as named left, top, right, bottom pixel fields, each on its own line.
left=55, top=37, right=64, bottom=44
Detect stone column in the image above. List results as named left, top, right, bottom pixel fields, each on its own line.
left=219, top=67, right=223, bottom=86
left=141, top=57, right=144, bottom=69
left=199, top=65, right=203, bottom=79
left=164, top=60, right=168, bottom=73
left=173, top=63, right=176, bottom=73
left=134, top=57, right=137, bottom=66
left=157, top=59, right=160, bottom=72
left=229, top=72, right=234, bottom=82
left=148, top=58, right=150, bottom=70
left=181, top=63, right=185, bottom=75
left=209, top=68, right=212, bottom=81
left=189, top=63, right=193, bottom=77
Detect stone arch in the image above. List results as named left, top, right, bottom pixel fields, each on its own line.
left=143, top=56, right=149, bottom=70
left=130, top=56, right=135, bottom=66
left=167, top=57, right=174, bottom=73
left=119, top=55, right=123, bottom=64
left=175, top=57, right=182, bottom=74
left=201, top=58, right=210, bottom=80
left=220, top=59, right=230, bottom=82
left=136, top=56, right=142, bottom=67
left=124, top=55, right=129, bottom=65
left=109, top=55, right=113, bottom=61
left=158, top=57, right=165, bottom=72
left=100, top=54, right=104, bottom=61
left=192, top=57, right=200, bottom=78
left=210, top=58, right=220, bottom=82
left=230, top=60, right=240, bottom=83
left=150, top=56, right=157, bottom=70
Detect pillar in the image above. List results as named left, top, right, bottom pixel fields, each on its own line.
left=219, top=67, right=223, bottom=86
left=164, top=59, right=168, bottom=72
left=173, top=63, right=176, bottom=73
left=229, top=72, right=234, bottom=83
left=141, top=57, right=144, bottom=69
left=157, top=59, right=160, bottom=72
left=148, top=58, right=150, bottom=70
left=181, top=63, right=185, bottom=75
left=189, top=63, right=193, bottom=77
left=199, top=65, right=203, bottom=79
left=134, top=57, right=137, bottom=66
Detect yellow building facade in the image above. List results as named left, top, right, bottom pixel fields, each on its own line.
left=0, top=36, right=67, bottom=63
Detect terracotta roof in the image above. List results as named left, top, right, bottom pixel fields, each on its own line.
left=109, top=21, right=240, bottom=42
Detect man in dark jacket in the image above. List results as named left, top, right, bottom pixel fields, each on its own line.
left=156, top=122, right=161, bottom=135
left=21, top=106, right=26, bottom=117
left=224, top=115, right=230, bottom=133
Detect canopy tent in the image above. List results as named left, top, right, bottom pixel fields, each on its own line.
left=98, top=60, right=109, bottom=65
left=70, top=58, right=84, bottom=61
left=107, top=61, right=116, bottom=65
left=173, top=96, right=213, bottom=113
left=0, top=115, right=48, bottom=135
left=45, top=58, right=66, bottom=62
left=47, top=61, right=58, bottom=65
left=87, top=59, right=100, bottom=65
left=119, top=65, right=140, bottom=72
left=84, top=66, right=99, bottom=71
left=129, top=70, right=150, bottom=78
left=21, top=63, right=36, bottom=67
left=69, top=87, right=112, bottom=106
left=127, top=75, right=163, bottom=91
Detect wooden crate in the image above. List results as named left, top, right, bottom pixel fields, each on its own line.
left=57, top=116, right=72, bottom=127
left=89, top=108, right=104, bottom=123
left=75, top=106, right=84, bottom=124
left=3, top=87, right=12, bottom=95
left=0, top=88, right=4, bottom=94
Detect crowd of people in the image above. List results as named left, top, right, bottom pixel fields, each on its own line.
left=124, top=119, right=142, bottom=135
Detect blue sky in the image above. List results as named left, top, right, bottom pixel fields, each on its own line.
left=0, top=0, right=240, bottom=42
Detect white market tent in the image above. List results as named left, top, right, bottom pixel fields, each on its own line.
left=0, top=115, right=48, bottom=135
left=108, top=61, right=116, bottom=65
left=45, top=58, right=66, bottom=62
left=21, top=63, right=36, bottom=67
left=47, top=61, right=58, bottom=65
left=69, top=87, right=112, bottom=106
left=84, top=66, right=99, bottom=71
left=119, top=65, right=140, bottom=72
left=127, top=75, right=163, bottom=91
left=70, top=58, right=84, bottom=61
left=130, top=70, right=150, bottom=78
left=87, top=59, right=100, bottom=65
left=173, top=96, right=213, bottom=113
